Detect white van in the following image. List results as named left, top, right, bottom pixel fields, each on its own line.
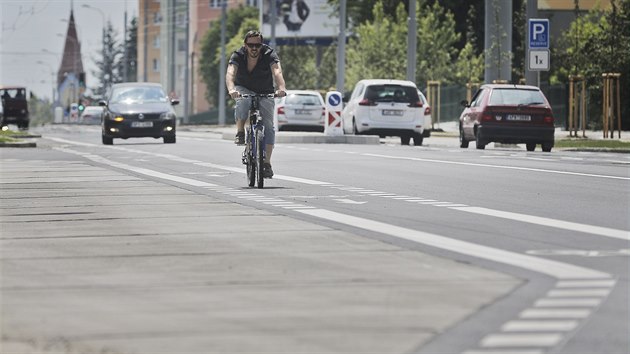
left=341, top=79, right=426, bottom=145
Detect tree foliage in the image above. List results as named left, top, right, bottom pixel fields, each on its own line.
left=92, top=21, right=122, bottom=98
left=199, top=6, right=258, bottom=107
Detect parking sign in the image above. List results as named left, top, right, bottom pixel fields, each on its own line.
left=529, top=19, right=549, bottom=48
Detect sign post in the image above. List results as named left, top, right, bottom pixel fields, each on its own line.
left=528, top=19, right=550, bottom=73
left=324, top=91, right=343, bottom=136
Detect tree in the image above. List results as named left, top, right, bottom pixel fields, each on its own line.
left=453, top=5, right=484, bottom=85
left=199, top=5, right=258, bottom=107
left=345, top=2, right=408, bottom=88
left=415, top=1, right=461, bottom=86
left=92, top=21, right=122, bottom=97
left=118, top=16, right=138, bottom=82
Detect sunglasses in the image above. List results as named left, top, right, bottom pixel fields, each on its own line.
left=246, top=43, right=262, bottom=49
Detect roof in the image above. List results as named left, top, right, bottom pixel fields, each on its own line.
left=356, top=79, right=418, bottom=87
left=111, top=82, right=165, bottom=88
left=539, top=0, right=612, bottom=10
left=481, top=84, right=542, bottom=90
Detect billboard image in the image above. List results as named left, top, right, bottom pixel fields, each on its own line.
left=261, top=0, right=338, bottom=40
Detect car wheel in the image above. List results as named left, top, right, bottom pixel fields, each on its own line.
left=102, top=134, right=113, bottom=145
left=541, top=142, right=553, bottom=152
left=526, top=143, right=536, bottom=151
left=413, top=133, right=423, bottom=146
left=400, top=135, right=411, bottom=145
left=475, top=135, right=486, bottom=150
left=164, top=135, right=176, bottom=144
left=459, top=125, right=469, bottom=148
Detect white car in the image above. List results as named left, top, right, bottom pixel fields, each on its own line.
left=341, top=79, right=427, bottom=145
left=274, top=90, right=325, bottom=132
left=418, top=89, right=432, bottom=138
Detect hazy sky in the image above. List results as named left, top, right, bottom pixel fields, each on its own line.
left=1, top=0, right=138, bottom=100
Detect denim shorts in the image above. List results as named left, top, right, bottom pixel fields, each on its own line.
left=234, top=86, right=275, bottom=145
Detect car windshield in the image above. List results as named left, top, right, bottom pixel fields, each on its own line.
left=488, top=88, right=546, bottom=106
left=110, top=86, right=168, bottom=104
left=285, top=94, right=321, bottom=106
left=366, top=85, right=420, bottom=103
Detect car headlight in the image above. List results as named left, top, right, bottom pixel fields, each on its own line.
left=160, top=112, right=176, bottom=120
left=107, top=112, right=124, bottom=121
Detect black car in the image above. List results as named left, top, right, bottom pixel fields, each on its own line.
left=1, top=86, right=30, bottom=130
left=99, top=83, right=178, bottom=144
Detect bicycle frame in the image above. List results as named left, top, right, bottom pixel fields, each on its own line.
left=240, top=93, right=274, bottom=188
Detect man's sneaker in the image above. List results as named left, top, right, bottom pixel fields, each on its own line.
left=234, top=131, right=245, bottom=145
left=263, top=163, right=274, bottom=178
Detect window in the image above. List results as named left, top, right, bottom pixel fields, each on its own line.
left=152, top=59, right=160, bottom=72
left=153, top=12, right=162, bottom=24
left=153, top=35, right=160, bottom=48
left=209, top=0, right=222, bottom=8
left=178, top=39, right=186, bottom=52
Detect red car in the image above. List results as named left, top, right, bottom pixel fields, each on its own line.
left=458, top=84, right=555, bottom=152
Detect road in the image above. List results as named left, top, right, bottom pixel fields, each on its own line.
left=2, top=124, right=629, bottom=354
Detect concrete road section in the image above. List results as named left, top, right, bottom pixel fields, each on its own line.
left=1, top=148, right=519, bottom=354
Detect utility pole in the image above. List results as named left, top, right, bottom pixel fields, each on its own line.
left=336, top=0, right=346, bottom=94
left=525, top=0, right=538, bottom=86
left=123, top=0, right=128, bottom=82
left=218, top=0, right=227, bottom=125
left=270, top=0, right=276, bottom=48
left=406, top=0, right=417, bottom=83
left=183, top=0, right=190, bottom=124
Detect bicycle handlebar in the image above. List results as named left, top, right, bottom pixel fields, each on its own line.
left=238, top=93, right=277, bottom=99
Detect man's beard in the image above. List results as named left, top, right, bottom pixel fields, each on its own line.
left=248, top=50, right=260, bottom=59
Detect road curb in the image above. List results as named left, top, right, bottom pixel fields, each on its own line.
left=0, top=141, right=37, bottom=148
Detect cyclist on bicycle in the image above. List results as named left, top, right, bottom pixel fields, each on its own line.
left=226, top=30, right=287, bottom=178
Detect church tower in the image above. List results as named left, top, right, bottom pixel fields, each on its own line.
left=57, top=7, right=85, bottom=109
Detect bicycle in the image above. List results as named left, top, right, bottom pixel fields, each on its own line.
left=239, top=93, right=275, bottom=188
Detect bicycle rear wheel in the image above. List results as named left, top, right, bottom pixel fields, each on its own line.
left=255, top=128, right=265, bottom=188
left=246, top=131, right=255, bottom=187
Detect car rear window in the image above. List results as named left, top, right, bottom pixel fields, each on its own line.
left=365, top=85, right=420, bottom=103
left=488, top=88, right=546, bottom=105
left=285, top=94, right=321, bottom=106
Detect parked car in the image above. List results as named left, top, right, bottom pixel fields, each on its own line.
left=274, top=90, right=325, bottom=132
left=99, top=83, right=178, bottom=145
left=341, top=79, right=426, bottom=145
left=458, top=84, right=555, bottom=151
left=80, top=106, right=104, bottom=125
left=1, top=86, right=30, bottom=130
left=418, top=89, right=432, bottom=138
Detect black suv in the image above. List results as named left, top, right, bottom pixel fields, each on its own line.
left=1, top=87, right=30, bottom=130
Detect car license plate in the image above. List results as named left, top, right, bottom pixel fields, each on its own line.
left=382, top=110, right=404, bottom=116
left=294, top=109, right=311, bottom=115
left=131, top=121, right=153, bottom=128
left=506, top=114, right=531, bottom=121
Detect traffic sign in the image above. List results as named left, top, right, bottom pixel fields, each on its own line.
left=529, top=49, right=550, bottom=71
left=529, top=19, right=549, bottom=48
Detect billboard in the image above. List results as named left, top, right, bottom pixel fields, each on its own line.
left=261, top=0, right=338, bottom=42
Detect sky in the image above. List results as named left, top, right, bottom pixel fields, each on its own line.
left=1, top=0, right=138, bottom=101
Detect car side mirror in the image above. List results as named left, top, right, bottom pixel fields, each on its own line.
left=98, top=100, right=107, bottom=107
left=170, top=99, right=180, bottom=106
left=460, top=100, right=470, bottom=108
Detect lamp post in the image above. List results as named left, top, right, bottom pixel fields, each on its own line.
left=81, top=4, right=106, bottom=78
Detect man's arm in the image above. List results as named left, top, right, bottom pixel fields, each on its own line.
left=271, top=62, right=286, bottom=97
left=226, top=63, right=240, bottom=99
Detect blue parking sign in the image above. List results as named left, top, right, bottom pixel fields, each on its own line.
left=529, top=19, right=549, bottom=48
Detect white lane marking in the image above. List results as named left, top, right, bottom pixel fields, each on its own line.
left=55, top=148, right=216, bottom=187
left=295, top=209, right=610, bottom=280
left=547, top=289, right=611, bottom=297
left=47, top=137, right=629, bottom=242
left=451, top=206, right=630, bottom=241
left=333, top=199, right=367, bottom=205
left=362, top=152, right=630, bottom=180
left=501, top=320, right=579, bottom=332
left=480, top=333, right=564, bottom=347
left=519, top=308, right=591, bottom=319
left=556, top=280, right=617, bottom=288
left=534, top=298, right=602, bottom=307
left=464, top=351, right=544, bottom=354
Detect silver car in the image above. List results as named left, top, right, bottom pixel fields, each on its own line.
left=274, top=90, right=325, bottom=132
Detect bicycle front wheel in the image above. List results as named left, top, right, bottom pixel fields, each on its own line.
left=246, top=132, right=255, bottom=187
left=255, top=128, right=265, bottom=189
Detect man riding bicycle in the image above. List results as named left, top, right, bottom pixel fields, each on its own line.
left=226, top=30, right=287, bottom=178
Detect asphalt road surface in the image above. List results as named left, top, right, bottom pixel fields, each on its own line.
left=2, top=125, right=628, bottom=354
